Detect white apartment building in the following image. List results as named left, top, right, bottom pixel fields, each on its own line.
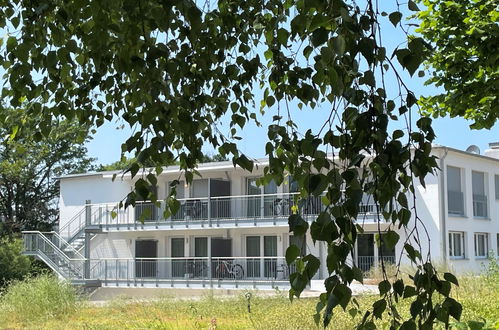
left=22, top=143, right=499, bottom=289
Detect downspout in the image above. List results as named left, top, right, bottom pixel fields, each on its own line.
left=439, top=148, right=449, bottom=266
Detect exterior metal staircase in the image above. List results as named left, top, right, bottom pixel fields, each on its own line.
left=22, top=204, right=104, bottom=287
left=23, top=231, right=85, bottom=281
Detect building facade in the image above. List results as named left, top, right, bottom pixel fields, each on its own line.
left=22, top=144, right=499, bottom=289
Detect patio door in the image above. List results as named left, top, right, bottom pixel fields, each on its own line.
left=246, top=236, right=261, bottom=277
left=210, top=179, right=231, bottom=219
left=192, top=237, right=208, bottom=277
left=264, top=236, right=277, bottom=278
left=171, top=238, right=185, bottom=277
left=246, top=178, right=278, bottom=218
left=211, top=238, right=232, bottom=278
left=357, top=234, right=374, bottom=272
left=135, top=240, right=157, bottom=278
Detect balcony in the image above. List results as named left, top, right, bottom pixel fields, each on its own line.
left=77, top=193, right=379, bottom=231
left=90, top=257, right=291, bottom=288
left=357, top=255, right=396, bottom=273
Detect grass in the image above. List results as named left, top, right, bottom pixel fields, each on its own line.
left=0, top=274, right=497, bottom=329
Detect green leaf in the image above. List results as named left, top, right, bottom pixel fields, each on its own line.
left=383, top=230, right=399, bottom=250
left=286, top=244, right=300, bottom=265
left=408, top=0, right=419, bottom=11
left=378, top=280, right=391, bottom=295
left=443, top=297, right=462, bottom=321
left=311, top=28, right=329, bottom=47
left=443, top=272, right=459, bottom=286
left=372, top=299, right=386, bottom=319
left=389, top=12, right=402, bottom=27
left=288, top=214, right=309, bottom=236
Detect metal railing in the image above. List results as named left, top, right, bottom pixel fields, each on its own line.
left=88, top=257, right=291, bottom=283
left=357, top=255, right=396, bottom=273
left=27, top=231, right=85, bottom=259
left=22, top=231, right=85, bottom=279
left=59, top=207, right=87, bottom=241
left=79, top=193, right=379, bottom=227
left=472, top=194, right=488, bottom=217
left=448, top=190, right=465, bottom=215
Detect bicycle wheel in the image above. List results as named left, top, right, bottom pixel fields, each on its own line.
left=231, top=264, right=244, bottom=280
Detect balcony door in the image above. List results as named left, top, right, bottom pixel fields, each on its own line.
left=246, top=236, right=261, bottom=277
left=357, top=234, right=374, bottom=272
left=135, top=240, right=157, bottom=278
left=210, top=179, right=231, bottom=219
left=171, top=238, right=185, bottom=277
left=245, top=235, right=278, bottom=279
left=191, top=237, right=208, bottom=277
left=246, top=178, right=278, bottom=218
left=211, top=238, right=232, bottom=278
left=264, top=236, right=278, bottom=278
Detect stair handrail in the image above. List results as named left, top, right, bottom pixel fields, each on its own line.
left=59, top=206, right=86, bottom=241
left=38, top=231, right=85, bottom=259
left=36, top=247, right=85, bottom=280
left=22, top=231, right=86, bottom=280
left=22, top=231, right=86, bottom=262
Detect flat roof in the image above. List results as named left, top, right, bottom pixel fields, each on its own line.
left=58, top=145, right=499, bottom=180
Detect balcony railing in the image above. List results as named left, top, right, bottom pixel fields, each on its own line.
left=472, top=194, right=488, bottom=218
left=357, top=255, right=396, bottom=273
left=88, top=257, right=292, bottom=284
left=447, top=190, right=464, bottom=215
left=80, top=193, right=379, bottom=227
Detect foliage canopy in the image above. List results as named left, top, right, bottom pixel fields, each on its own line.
left=0, top=108, right=94, bottom=236
left=1, top=0, right=493, bottom=327
left=417, top=0, right=499, bottom=129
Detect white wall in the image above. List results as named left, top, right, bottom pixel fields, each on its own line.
left=443, top=150, right=499, bottom=273
left=59, top=175, right=132, bottom=230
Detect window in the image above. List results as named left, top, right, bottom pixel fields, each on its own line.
left=447, top=166, right=464, bottom=215
left=474, top=233, right=488, bottom=258
left=449, top=232, right=465, bottom=259
left=495, top=175, right=499, bottom=200
left=472, top=171, right=487, bottom=217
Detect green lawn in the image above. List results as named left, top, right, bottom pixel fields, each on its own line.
left=0, top=275, right=497, bottom=329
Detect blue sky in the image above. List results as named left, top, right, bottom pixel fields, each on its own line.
left=85, top=7, right=499, bottom=165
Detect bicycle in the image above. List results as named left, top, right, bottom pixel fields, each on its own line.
left=214, top=259, right=244, bottom=279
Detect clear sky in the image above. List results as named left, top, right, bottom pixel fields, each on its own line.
left=85, top=6, right=499, bottom=165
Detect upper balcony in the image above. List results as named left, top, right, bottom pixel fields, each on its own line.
left=65, top=192, right=381, bottom=234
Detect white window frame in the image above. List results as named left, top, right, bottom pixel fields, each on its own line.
left=448, top=231, right=465, bottom=259
left=474, top=233, right=488, bottom=258
left=472, top=171, right=488, bottom=218
left=447, top=166, right=465, bottom=216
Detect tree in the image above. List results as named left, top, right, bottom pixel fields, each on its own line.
left=97, top=156, right=140, bottom=172
left=417, top=0, right=499, bottom=129
left=0, top=108, right=95, bottom=236
left=0, top=0, right=480, bottom=327
left=0, top=237, right=46, bottom=287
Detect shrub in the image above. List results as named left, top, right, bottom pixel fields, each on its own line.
left=0, top=237, right=47, bottom=288
left=0, top=274, right=79, bottom=325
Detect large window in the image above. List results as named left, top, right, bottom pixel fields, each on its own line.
left=449, top=232, right=465, bottom=259
left=472, top=171, right=488, bottom=217
left=447, top=166, right=464, bottom=215
left=474, top=233, right=488, bottom=258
